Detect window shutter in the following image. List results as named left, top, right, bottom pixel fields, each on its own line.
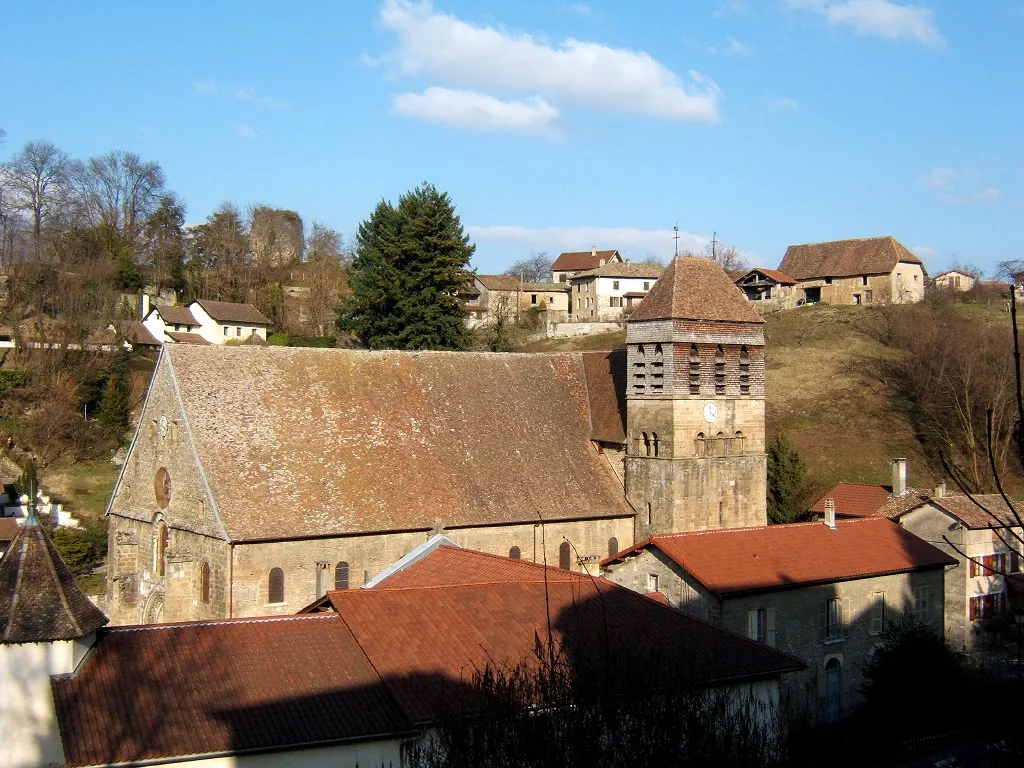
left=818, top=600, right=827, bottom=642
left=841, top=598, right=851, bottom=638
left=747, top=610, right=758, bottom=640
left=766, top=608, right=777, bottom=647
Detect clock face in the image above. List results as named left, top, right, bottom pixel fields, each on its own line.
left=702, top=402, right=719, bottom=423
left=154, top=467, right=171, bottom=509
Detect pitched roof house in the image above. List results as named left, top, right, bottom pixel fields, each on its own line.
left=472, top=274, right=570, bottom=324
left=550, top=247, right=623, bottom=283
left=777, top=236, right=926, bottom=306
left=568, top=261, right=664, bottom=321
left=734, top=268, right=799, bottom=309
left=141, top=299, right=271, bottom=346
left=602, top=517, right=955, bottom=722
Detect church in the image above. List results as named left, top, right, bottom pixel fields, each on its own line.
left=104, top=257, right=767, bottom=624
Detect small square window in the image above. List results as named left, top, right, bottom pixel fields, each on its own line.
left=643, top=282, right=650, bottom=290
left=223, top=326, right=229, bottom=336
left=236, top=327, right=242, bottom=336
left=647, top=573, right=659, bottom=592
left=613, top=280, right=620, bottom=290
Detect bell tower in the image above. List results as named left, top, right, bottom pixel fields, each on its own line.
left=624, top=257, right=767, bottom=539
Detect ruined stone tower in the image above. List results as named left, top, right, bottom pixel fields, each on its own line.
left=624, top=257, right=767, bottom=539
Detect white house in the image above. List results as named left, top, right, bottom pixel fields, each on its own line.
left=141, top=297, right=271, bottom=345
left=933, top=269, right=977, bottom=292
left=568, top=262, right=664, bottom=321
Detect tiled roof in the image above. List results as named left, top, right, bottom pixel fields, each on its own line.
left=777, top=236, right=923, bottom=281
left=153, top=305, right=198, bottom=326
left=573, top=263, right=664, bottom=279
left=581, top=349, right=626, bottom=444
left=0, top=516, right=107, bottom=644
left=603, top=518, right=955, bottom=596
left=811, top=482, right=891, bottom=518
left=900, top=494, right=1024, bottom=530
left=551, top=249, right=621, bottom=272
left=628, top=257, right=763, bottom=324
left=165, top=332, right=211, bottom=345
left=119, top=320, right=162, bottom=347
left=240, top=332, right=269, bottom=346
left=194, top=299, right=271, bottom=326
left=737, top=268, right=797, bottom=285
left=0, top=517, right=21, bottom=542
left=52, top=614, right=411, bottom=767
left=146, top=347, right=633, bottom=541
left=323, top=549, right=804, bottom=724
left=476, top=274, right=522, bottom=291
left=522, top=282, right=569, bottom=292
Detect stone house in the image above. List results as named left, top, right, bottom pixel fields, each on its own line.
left=104, top=256, right=773, bottom=626
left=473, top=274, right=570, bottom=324
left=550, top=247, right=622, bottom=283
left=809, top=458, right=932, bottom=520
left=777, top=236, right=926, bottom=305
left=933, top=269, right=977, bottom=292
left=892, top=493, right=1024, bottom=653
left=734, top=268, right=799, bottom=311
left=142, top=297, right=271, bottom=345
left=602, top=515, right=954, bottom=723
left=568, top=262, right=664, bottom=321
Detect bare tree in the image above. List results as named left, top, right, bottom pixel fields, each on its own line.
left=141, top=195, right=187, bottom=294
left=700, top=238, right=748, bottom=274
left=191, top=202, right=250, bottom=301
left=4, top=141, right=72, bottom=260
left=306, top=221, right=349, bottom=266
left=303, top=222, right=348, bottom=336
left=76, top=150, right=165, bottom=251
left=505, top=252, right=552, bottom=283
left=996, top=260, right=1024, bottom=286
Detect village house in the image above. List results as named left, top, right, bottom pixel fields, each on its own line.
left=550, top=247, right=623, bottom=283
left=568, top=261, right=663, bottom=321
left=141, top=297, right=271, bottom=345
left=933, top=268, right=977, bottom=292
left=809, top=458, right=932, bottom=520
left=29, top=542, right=802, bottom=768
left=734, top=268, right=799, bottom=311
left=104, top=256, right=771, bottom=625
left=472, top=274, right=570, bottom=324
left=601, top=514, right=954, bottom=723
left=777, top=236, right=926, bottom=306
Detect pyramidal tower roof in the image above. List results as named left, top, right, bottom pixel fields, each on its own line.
left=0, top=515, right=108, bottom=644
left=628, top=257, right=762, bottom=324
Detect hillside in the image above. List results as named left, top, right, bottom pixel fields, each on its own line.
left=525, top=301, right=1020, bottom=499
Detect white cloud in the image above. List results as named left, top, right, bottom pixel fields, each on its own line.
left=785, top=0, right=945, bottom=47
left=194, top=81, right=290, bottom=109
left=910, top=245, right=936, bottom=258
left=726, top=38, right=753, bottom=55
left=392, top=88, right=563, bottom=137
left=943, top=187, right=1001, bottom=205
left=918, top=167, right=957, bottom=191
left=562, top=3, right=593, bottom=17
left=465, top=225, right=709, bottom=261
left=770, top=97, right=799, bottom=110
left=380, top=0, right=720, bottom=122
left=237, top=124, right=259, bottom=140
left=715, top=0, right=752, bottom=16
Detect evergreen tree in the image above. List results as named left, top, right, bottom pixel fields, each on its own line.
left=97, top=350, right=131, bottom=436
left=766, top=435, right=808, bottom=524
left=338, top=183, right=474, bottom=350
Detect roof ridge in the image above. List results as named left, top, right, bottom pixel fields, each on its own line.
left=108, top=612, right=337, bottom=633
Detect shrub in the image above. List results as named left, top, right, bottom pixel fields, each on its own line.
left=267, top=332, right=289, bottom=346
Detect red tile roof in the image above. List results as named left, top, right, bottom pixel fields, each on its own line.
left=778, top=236, right=923, bottom=281
left=811, top=482, right=892, bottom=518
left=0, top=518, right=107, bottom=644
left=628, top=257, right=763, bottom=324
left=194, top=299, right=271, bottom=326
left=737, top=268, right=797, bottom=285
left=551, top=249, right=621, bottom=272
left=52, top=614, right=410, bottom=767
left=120, top=347, right=633, bottom=541
left=603, top=518, right=955, bottom=596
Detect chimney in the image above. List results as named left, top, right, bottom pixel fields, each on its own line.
left=824, top=499, right=837, bottom=530
left=140, top=292, right=151, bottom=319
left=892, top=458, right=907, bottom=497
left=933, top=480, right=946, bottom=499
left=592, top=245, right=598, bottom=257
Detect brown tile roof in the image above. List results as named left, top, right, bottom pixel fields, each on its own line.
left=573, top=262, right=664, bottom=279
left=899, top=494, right=1024, bottom=530
left=165, top=331, right=211, bottom=345
left=0, top=517, right=107, bottom=643
left=627, top=257, right=763, bottom=324
left=0, top=517, right=20, bottom=542
left=522, top=282, right=569, bottom=292
left=52, top=614, right=411, bottom=767
left=811, top=482, right=892, bottom=518
left=144, top=347, right=633, bottom=541
left=194, top=299, right=272, bottom=326
left=551, top=249, right=621, bottom=272
left=581, top=349, right=626, bottom=444
left=622, top=291, right=648, bottom=299
left=603, top=518, right=955, bottom=596
left=476, top=274, right=522, bottom=291
left=153, top=305, right=198, bottom=326
left=323, top=550, right=804, bottom=724
left=240, top=332, right=269, bottom=346
left=737, top=268, right=797, bottom=286
left=119, top=320, right=162, bottom=347
left=777, top=236, right=923, bottom=281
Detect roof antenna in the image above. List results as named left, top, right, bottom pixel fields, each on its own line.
left=673, top=223, right=679, bottom=259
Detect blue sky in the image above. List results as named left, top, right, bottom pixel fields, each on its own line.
left=2, top=0, right=1021, bottom=276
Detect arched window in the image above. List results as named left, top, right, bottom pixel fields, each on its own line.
left=268, top=568, right=285, bottom=604
left=642, top=432, right=651, bottom=456
left=335, top=562, right=350, bottom=590
left=715, top=346, right=726, bottom=394
left=559, top=541, right=571, bottom=570
left=824, top=659, right=842, bottom=722
left=652, top=432, right=660, bottom=458
left=696, top=431, right=706, bottom=457
left=509, top=546, right=521, bottom=560
left=200, top=561, right=211, bottom=603
left=739, top=346, right=750, bottom=395
left=154, top=520, right=169, bottom=578
left=689, top=345, right=701, bottom=394
left=608, top=537, right=619, bottom=558
left=735, top=430, right=745, bottom=454
left=632, top=345, right=647, bottom=393
left=651, top=344, right=664, bottom=393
